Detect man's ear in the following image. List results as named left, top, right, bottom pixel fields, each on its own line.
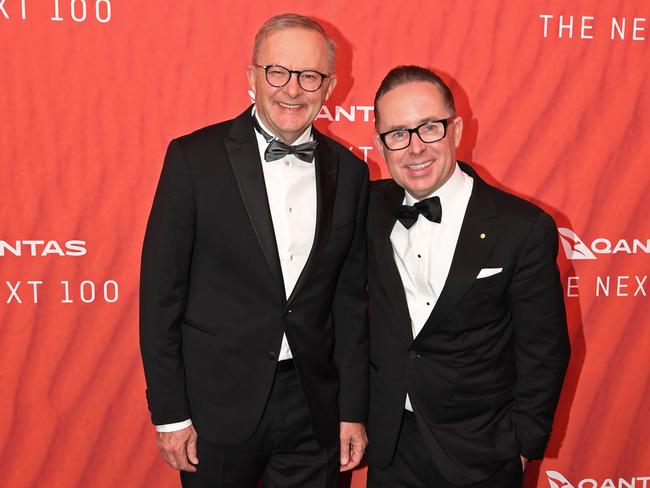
left=374, top=133, right=386, bottom=160
left=453, top=116, right=463, bottom=148
left=324, top=74, right=337, bottom=101
left=246, top=65, right=257, bottom=95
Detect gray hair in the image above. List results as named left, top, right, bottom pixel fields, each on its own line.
left=252, top=13, right=336, bottom=73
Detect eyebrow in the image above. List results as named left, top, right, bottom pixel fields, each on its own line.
left=383, top=116, right=445, bottom=132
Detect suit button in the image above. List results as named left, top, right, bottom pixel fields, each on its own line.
left=408, top=350, right=417, bottom=359
left=267, top=351, right=277, bottom=360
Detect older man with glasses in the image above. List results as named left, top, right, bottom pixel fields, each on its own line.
left=140, top=13, right=369, bottom=488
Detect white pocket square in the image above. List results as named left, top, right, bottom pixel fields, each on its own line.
left=476, top=267, right=503, bottom=279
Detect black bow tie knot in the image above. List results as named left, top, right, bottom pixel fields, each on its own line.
left=265, top=139, right=318, bottom=163
left=253, top=114, right=317, bottom=163
left=397, top=196, right=442, bottom=229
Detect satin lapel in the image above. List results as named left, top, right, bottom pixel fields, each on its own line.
left=224, top=108, right=286, bottom=297
left=371, top=181, right=414, bottom=344
left=414, top=167, right=501, bottom=343
left=287, top=130, right=337, bottom=305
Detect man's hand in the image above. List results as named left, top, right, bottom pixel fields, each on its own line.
left=520, top=455, right=528, bottom=471
left=157, top=425, right=199, bottom=472
left=339, top=422, right=368, bottom=472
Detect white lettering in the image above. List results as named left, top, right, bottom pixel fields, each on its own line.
left=27, top=281, right=43, bottom=303
left=22, top=240, right=44, bottom=256
left=578, top=480, right=598, bottom=488
left=0, top=0, right=8, bottom=19
left=65, top=240, right=87, bottom=256
left=358, top=146, right=373, bottom=163
left=0, top=240, right=20, bottom=256
left=6, top=281, right=21, bottom=303
left=60, top=280, right=73, bottom=303
left=582, top=16, right=594, bottom=39
left=633, top=239, right=650, bottom=253
left=356, top=105, right=374, bottom=122
left=637, top=477, right=650, bottom=488
left=559, top=15, right=575, bottom=38
left=567, top=276, right=580, bottom=297
left=633, top=18, right=646, bottom=40
left=336, top=105, right=354, bottom=122
left=619, top=478, right=635, bottom=488
left=612, top=17, right=626, bottom=39
left=51, top=0, right=63, bottom=21
left=601, top=480, right=616, bottom=488
left=80, top=280, right=95, bottom=303
left=42, top=240, right=65, bottom=256
left=596, top=276, right=610, bottom=296
left=540, top=14, right=553, bottom=38
left=104, top=280, right=119, bottom=302
left=635, top=276, right=647, bottom=296
left=317, top=105, right=334, bottom=122
left=591, top=238, right=612, bottom=253
left=95, top=0, right=111, bottom=23
left=612, top=239, right=632, bottom=254
left=617, top=276, right=630, bottom=296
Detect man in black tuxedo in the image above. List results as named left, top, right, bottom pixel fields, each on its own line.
left=139, top=14, right=369, bottom=488
left=366, top=65, right=570, bottom=487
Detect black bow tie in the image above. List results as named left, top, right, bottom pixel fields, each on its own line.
left=397, top=196, right=442, bottom=229
left=253, top=115, right=317, bottom=163
left=265, top=139, right=318, bottom=163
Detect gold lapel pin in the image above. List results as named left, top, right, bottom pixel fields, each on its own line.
left=480, top=233, right=486, bottom=239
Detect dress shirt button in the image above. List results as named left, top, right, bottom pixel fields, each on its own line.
left=426, top=301, right=430, bottom=306
left=288, top=207, right=293, bottom=213
left=417, top=254, right=422, bottom=258
left=284, top=160, right=290, bottom=166
left=408, top=350, right=417, bottom=359
left=289, top=254, right=293, bottom=261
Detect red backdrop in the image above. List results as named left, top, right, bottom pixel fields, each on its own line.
left=1, top=1, right=648, bottom=487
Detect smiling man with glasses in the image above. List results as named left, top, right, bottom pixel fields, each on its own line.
left=365, top=65, right=570, bottom=488
left=140, top=13, right=369, bottom=488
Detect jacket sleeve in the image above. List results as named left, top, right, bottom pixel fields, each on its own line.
left=509, top=211, right=570, bottom=459
left=332, top=163, right=371, bottom=423
left=139, top=139, right=195, bottom=425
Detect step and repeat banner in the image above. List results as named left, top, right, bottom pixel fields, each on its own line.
left=1, top=1, right=648, bottom=487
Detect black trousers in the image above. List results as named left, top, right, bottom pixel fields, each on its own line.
left=181, top=361, right=339, bottom=488
left=367, top=411, right=523, bottom=488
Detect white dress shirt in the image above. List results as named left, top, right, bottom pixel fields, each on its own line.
left=390, top=163, right=473, bottom=412
left=156, top=111, right=317, bottom=432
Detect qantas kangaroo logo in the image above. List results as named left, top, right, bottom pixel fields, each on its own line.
left=558, top=228, right=596, bottom=260
left=546, top=471, right=575, bottom=488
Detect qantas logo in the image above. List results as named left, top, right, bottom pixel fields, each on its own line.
left=545, top=470, right=650, bottom=488
left=558, top=229, right=596, bottom=260
left=558, top=228, right=649, bottom=260
left=547, top=471, right=575, bottom=488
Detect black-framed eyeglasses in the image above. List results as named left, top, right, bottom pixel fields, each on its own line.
left=379, top=117, right=456, bottom=151
left=254, top=64, right=329, bottom=92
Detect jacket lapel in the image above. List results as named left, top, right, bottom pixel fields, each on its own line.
left=224, top=107, right=286, bottom=298
left=413, top=163, right=502, bottom=343
left=286, top=129, right=338, bottom=305
left=371, top=180, right=414, bottom=344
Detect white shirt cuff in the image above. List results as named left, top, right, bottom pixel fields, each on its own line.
left=155, top=419, right=192, bottom=432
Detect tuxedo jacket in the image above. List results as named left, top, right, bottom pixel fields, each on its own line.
left=366, top=162, right=570, bottom=484
left=139, top=107, right=369, bottom=447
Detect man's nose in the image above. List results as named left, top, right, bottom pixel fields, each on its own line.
left=408, top=133, right=427, bottom=154
left=284, top=73, right=302, bottom=97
